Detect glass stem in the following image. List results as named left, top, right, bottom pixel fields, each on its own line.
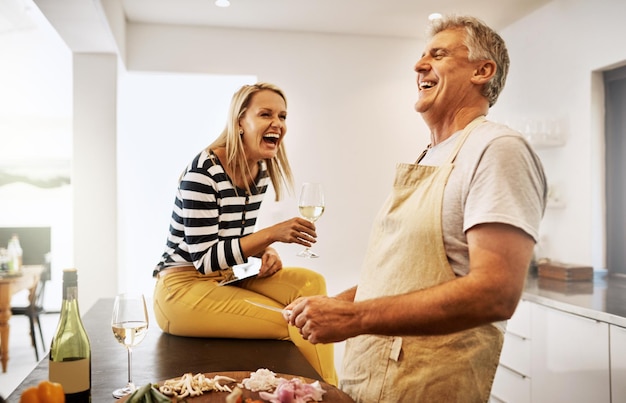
left=127, top=347, right=133, bottom=386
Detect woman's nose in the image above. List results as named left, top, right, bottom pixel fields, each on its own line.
left=271, top=116, right=283, bottom=128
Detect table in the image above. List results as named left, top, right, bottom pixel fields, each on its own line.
left=7, top=298, right=322, bottom=402
left=0, top=265, right=43, bottom=373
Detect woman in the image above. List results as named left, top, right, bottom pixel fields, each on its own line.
left=153, top=82, right=336, bottom=385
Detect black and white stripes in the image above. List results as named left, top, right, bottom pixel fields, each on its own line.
left=156, top=149, right=268, bottom=275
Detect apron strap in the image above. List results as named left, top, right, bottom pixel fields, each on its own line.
left=444, top=115, right=486, bottom=165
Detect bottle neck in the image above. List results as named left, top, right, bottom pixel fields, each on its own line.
left=63, top=285, right=78, bottom=301
left=61, top=285, right=81, bottom=319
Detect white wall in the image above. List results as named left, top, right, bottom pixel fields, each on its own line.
left=16, top=0, right=626, bottom=375
left=116, top=2, right=626, bottom=371
left=121, top=0, right=626, bottom=281
left=117, top=24, right=426, bottom=374
left=3, top=3, right=427, bottom=374
left=116, top=72, right=256, bottom=295
left=494, top=0, right=626, bottom=268
left=123, top=23, right=427, bottom=299
left=72, top=52, right=119, bottom=311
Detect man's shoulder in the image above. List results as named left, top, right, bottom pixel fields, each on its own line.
left=461, top=121, right=529, bottom=154
left=472, top=120, right=524, bottom=142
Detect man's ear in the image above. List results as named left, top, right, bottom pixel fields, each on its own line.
left=470, top=60, right=497, bottom=85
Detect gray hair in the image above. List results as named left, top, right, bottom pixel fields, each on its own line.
left=428, top=15, right=510, bottom=107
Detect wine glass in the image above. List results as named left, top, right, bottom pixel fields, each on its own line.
left=297, top=182, right=325, bottom=258
left=111, top=293, right=149, bottom=399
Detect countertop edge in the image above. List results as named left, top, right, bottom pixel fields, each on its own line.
left=521, top=291, right=626, bottom=328
left=521, top=271, right=626, bottom=328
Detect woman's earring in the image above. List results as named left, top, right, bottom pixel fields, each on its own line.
left=239, top=129, right=244, bottom=136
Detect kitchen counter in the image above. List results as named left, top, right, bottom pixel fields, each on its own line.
left=7, top=298, right=323, bottom=402
left=522, top=270, right=626, bottom=328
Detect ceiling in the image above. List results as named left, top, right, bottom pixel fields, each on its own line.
left=0, top=0, right=37, bottom=33
left=121, top=0, right=551, bottom=40
left=1, top=0, right=551, bottom=53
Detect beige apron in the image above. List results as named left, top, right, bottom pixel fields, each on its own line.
left=340, top=116, right=503, bottom=403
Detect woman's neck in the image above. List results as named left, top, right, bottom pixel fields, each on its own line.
left=212, top=147, right=259, bottom=190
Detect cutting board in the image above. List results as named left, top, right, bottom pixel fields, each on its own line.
left=116, top=371, right=354, bottom=403
left=537, top=261, right=593, bottom=281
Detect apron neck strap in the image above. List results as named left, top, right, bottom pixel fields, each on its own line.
left=444, top=115, right=486, bottom=164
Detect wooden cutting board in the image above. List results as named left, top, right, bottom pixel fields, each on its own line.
left=537, top=261, right=593, bottom=281
left=116, top=371, right=354, bottom=403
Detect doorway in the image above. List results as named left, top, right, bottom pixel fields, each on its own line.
left=604, top=65, right=626, bottom=276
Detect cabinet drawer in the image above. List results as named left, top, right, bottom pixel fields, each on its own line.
left=531, top=304, right=610, bottom=403
left=500, top=331, right=531, bottom=375
left=491, top=364, right=531, bottom=403
left=610, top=325, right=626, bottom=403
left=507, top=299, right=531, bottom=338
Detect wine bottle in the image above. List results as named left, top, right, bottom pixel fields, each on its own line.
left=6, top=235, right=22, bottom=273
left=49, top=268, right=92, bottom=402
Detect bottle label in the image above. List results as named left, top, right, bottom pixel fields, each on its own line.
left=49, top=359, right=90, bottom=393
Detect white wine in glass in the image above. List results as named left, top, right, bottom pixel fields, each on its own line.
left=111, top=293, right=149, bottom=399
left=297, top=182, right=325, bottom=258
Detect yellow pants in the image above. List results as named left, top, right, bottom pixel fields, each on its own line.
left=153, top=266, right=337, bottom=385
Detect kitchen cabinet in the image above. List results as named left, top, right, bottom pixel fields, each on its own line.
left=611, top=325, right=626, bottom=402
left=491, top=273, right=626, bottom=402
left=531, top=303, right=610, bottom=403
left=491, top=300, right=531, bottom=403
left=491, top=299, right=617, bottom=403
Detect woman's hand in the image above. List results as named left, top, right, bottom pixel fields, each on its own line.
left=257, top=247, right=283, bottom=278
left=239, top=217, right=317, bottom=263
left=270, top=217, right=317, bottom=247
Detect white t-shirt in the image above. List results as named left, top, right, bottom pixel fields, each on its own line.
left=418, top=120, right=547, bottom=277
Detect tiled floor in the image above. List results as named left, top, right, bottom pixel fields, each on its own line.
left=0, top=312, right=60, bottom=399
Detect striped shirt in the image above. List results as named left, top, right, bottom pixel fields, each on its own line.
left=155, top=149, right=268, bottom=275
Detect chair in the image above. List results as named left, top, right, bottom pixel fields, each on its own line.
left=11, top=268, right=47, bottom=361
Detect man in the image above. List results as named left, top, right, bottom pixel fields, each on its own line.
left=285, top=15, right=547, bottom=402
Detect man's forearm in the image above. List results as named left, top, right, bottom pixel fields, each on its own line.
left=334, top=286, right=357, bottom=302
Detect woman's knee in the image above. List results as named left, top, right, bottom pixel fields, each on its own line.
left=283, top=267, right=327, bottom=296
left=152, top=296, right=171, bottom=334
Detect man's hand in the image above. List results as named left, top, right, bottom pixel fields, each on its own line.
left=286, top=296, right=360, bottom=344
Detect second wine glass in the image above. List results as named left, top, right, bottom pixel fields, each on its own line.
left=111, top=293, right=149, bottom=399
left=297, top=182, right=325, bottom=258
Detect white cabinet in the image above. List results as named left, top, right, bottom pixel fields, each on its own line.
left=506, top=299, right=531, bottom=338
left=491, top=300, right=617, bottom=402
left=491, top=363, right=531, bottom=403
left=500, top=331, right=532, bottom=377
left=531, top=304, right=610, bottom=403
left=491, top=300, right=532, bottom=403
left=611, top=325, right=626, bottom=402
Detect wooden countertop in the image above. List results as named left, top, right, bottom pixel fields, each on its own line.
left=7, top=298, right=323, bottom=402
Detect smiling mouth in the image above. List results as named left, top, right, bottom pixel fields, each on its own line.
left=419, top=81, right=437, bottom=90
left=263, top=133, right=280, bottom=145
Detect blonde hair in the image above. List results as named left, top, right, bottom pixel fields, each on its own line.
left=208, top=82, right=294, bottom=200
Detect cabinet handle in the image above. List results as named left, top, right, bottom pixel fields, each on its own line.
left=489, top=393, right=506, bottom=402
left=499, top=363, right=528, bottom=379
left=506, top=330, right=527, bottom=341
left=570, top=313, right=602, bottom=324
